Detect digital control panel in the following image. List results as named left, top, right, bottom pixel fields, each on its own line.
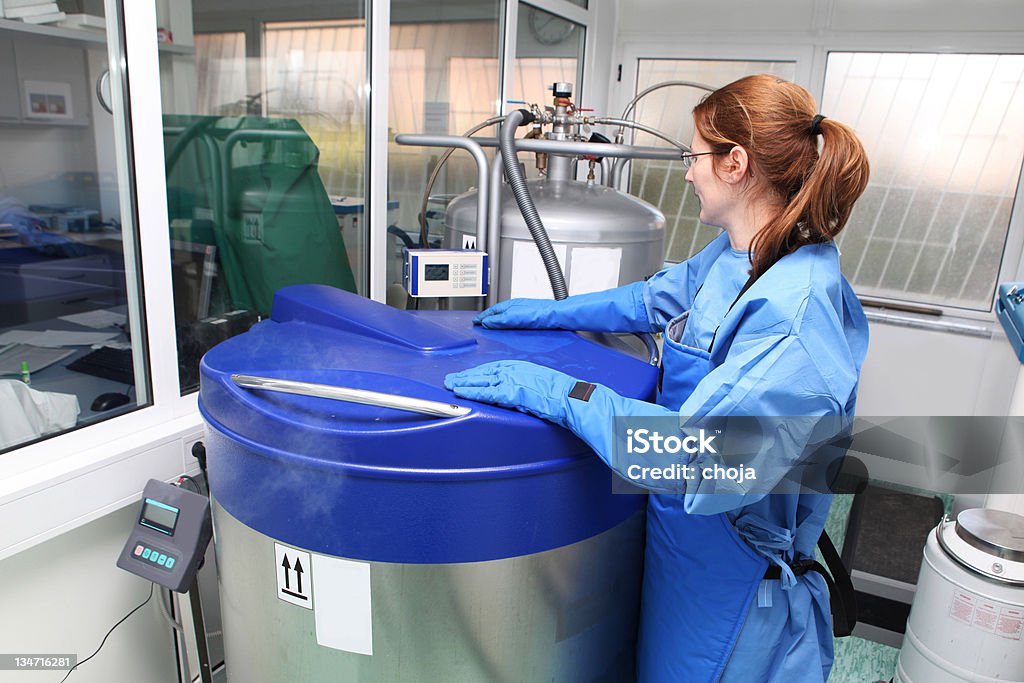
left=117, top=479, right=213, bottom=592
left=403, top=249, right=488, bottom=298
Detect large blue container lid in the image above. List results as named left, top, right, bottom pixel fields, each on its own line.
left=200, top=285, right=659, bottom=478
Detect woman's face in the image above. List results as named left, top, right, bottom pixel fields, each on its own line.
left=684, top=132, right=730, bottom=228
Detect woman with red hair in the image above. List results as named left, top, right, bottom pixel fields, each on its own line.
left=447, top=74, right=870, bottom=682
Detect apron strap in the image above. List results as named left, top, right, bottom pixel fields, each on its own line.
left=761, top=530, right=858, bottom=637
left=708, top=272, right=758, bottom=353
left=816, top=529, right=858, bottom=637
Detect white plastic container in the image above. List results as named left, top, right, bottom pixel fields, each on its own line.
left=896, top=509, right=1024, bottom=682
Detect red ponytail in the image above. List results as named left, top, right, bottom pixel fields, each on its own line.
left=693, top=74, right=870, bottom=279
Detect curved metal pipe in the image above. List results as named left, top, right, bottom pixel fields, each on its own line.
left=395, top=134, right=490, bottom=257
left=619, top=80, right=715, bottom=124
left=596, top=118, right=692, bottom=189
left=486, top=151, right=504, bottom=310
left=499, top=110, right=568, bottom=300
left=412, top=116, right=504, bottom=248
left=633, top=332, right=661, bottom=366
left=592, top=118, right=690, bottom=153
left=469, top=137, right=682, bottom=160
left=600, top=157, right=612, bottom=186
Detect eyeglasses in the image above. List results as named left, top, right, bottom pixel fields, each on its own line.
left=679, top=151, right=723, bottom=170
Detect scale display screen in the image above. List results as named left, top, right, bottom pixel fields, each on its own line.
left=140, top=498, right=180, bottom=535
left=424, top=263, right=450, bottom=281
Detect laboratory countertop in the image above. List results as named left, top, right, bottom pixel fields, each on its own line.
left=1, top=307, right=140, bottom=427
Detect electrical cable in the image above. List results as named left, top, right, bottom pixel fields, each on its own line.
left=159, top=587, right=184, bottom=635
left=176, top=474, right=205, bottom=495
left=57, top=583, right=154, bottom=683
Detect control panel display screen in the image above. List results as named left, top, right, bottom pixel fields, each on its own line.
left=424, top=263, right=450, bottom=281
left=140, top=499, right=180, bottom=535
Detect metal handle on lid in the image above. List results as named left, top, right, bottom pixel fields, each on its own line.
left=634, top=332, right=661, bottom=366
left=231, top=374, right=471, bottom=419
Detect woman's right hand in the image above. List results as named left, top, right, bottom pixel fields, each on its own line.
left=473, top=298, right=555, bottom=329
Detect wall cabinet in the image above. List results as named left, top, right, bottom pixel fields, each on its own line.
left=0, top=22, right=97, bottom=127
left=0, top=38, right=20, bottom=121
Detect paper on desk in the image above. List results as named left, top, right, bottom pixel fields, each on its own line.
left=59, top=309, right=127, bottom=329
left=0, top=344, right=74, bottom=375
left=0, top=330, right=119, bottom=348
left=0, top=379, right=80, bottom=450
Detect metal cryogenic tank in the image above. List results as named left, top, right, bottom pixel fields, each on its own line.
left=895, top=509, right=1024, bottom=682
left=445, top=179, right=665, bottom=299
left=199, top=284, right=657, bottom=682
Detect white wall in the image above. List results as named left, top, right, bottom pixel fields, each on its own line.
left=618, top=0, right=818, bottom=34
left=617, top=0, right=1024, bottom=35
left=0, top=124, right=101, bottom=214
left=613, top=0, right=1024, bottom=513
left=0, top=504, right=179, bottom=683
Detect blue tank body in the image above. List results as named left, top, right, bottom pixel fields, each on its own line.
left=200, top=284, right=658, bottom=564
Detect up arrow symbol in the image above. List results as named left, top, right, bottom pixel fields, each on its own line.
left=281, top=554, right=292, bottom=590
left=275, top=543, right=312, bottom=607
left=294, top=556, right=304, bottom=594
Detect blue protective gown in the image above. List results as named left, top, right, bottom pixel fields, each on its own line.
left=634, top=232, right=867, bottom=682
left=446, top=231, right=868, bottom=682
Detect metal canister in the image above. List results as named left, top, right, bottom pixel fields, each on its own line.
left=445, top=179, right=665, bottom=300
left=200, top=284, right=657, bottom=682
left=896, top=508, right=1024, bottom=682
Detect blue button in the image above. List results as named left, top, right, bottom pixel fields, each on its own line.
left=142, top=548, right=152, bottom=560
left=165, top=557, right=176, bottom=569
left=157, top=554, right=167, bottom=566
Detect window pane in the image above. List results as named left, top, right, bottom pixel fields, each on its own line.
left=195, top=33, right=247, bottom=116
left=386, top=4, right=502, bottom=298
left=0, top=2, right=148, bottom=452
left=163, top=5, right=367, bottom=393
left=513, top=4, right=585, bottom=108
left=630, top=59, right=797, bottom=263
left=505, top=3, right=587, bottom=188
left=824, top=52, right=1024, bottom=311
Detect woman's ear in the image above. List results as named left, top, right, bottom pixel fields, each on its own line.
left=716, top=145, right=750, bottom=185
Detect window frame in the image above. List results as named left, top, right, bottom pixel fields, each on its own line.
left=615, top=31, right=1024, bottom=323
left=0, top=0, right=201, bottom=561
left=0, top=0, right=599, bottom=560
left=813, top=45, right=1024, bottom=320
left=612, top=40, right=813, bottom=202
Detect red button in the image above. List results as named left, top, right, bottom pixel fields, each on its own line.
left=134, top=545, right=144, bottom=556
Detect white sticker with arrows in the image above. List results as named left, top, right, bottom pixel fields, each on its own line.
left=275, top=543, right=312, bottom=609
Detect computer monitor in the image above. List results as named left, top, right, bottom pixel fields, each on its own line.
left=170, top=240, right=217, bottom=327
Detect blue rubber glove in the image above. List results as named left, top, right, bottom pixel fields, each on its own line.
left=444, top=360, right=677, bottom=488
left=444, top=360, right=578, bottom=424
left=473, top=283, right=650, bottom=332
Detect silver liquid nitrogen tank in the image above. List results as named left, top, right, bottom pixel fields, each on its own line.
left=199, top=284, right=658, bottom=682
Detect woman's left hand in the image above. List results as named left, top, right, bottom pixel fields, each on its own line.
left=444, top=360, right=576, bottom=423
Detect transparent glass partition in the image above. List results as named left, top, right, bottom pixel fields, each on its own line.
left=0, top=1, right=148, bottom=452
left=824, top=52, right=1024, bottom=311
left=512, top=3, right=586, bottom=110
left=160, top=0, right=368, bottom=392
left=630, top=59, right=796, bottom=263
left=385, top=1, right=502, bottom=298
